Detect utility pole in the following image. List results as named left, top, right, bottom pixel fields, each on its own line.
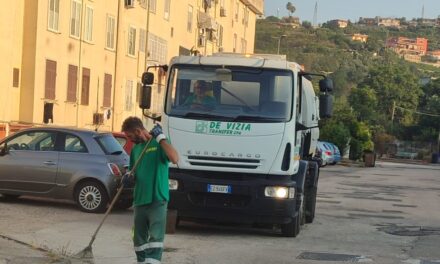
left=313, top=2, right=318, bottom=28
left=277, top=35, right=287, bottom=55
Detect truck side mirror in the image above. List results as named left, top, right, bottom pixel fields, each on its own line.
left=319, top=94, right=333, bottom=118
left=142, top=72, right=154, bottom=85
left=139, top=85, right=152, bottom=110
left=319, top=78, right=333, bottom=92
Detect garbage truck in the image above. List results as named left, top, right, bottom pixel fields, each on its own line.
left=139, top=53, right=333, bottom=237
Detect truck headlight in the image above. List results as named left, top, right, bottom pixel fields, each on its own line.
left=169, top=179, right=179, bottom=190
left=264, top=186, right=295, bottom=199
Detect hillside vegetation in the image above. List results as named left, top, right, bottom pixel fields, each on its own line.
left=255, top=18, right=440, bottom=159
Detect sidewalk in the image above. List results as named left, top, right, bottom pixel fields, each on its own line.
left=0, top=235, right=64, bottom=264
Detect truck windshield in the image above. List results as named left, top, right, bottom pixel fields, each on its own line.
left=165, top=66, right=293, bottom=123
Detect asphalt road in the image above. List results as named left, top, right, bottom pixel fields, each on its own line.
left=0, top=161, right=439, bottom=264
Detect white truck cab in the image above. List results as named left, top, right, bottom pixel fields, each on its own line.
left=140, top=53, right=333, bottom=236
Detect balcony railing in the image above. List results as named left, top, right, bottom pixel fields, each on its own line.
left=240, top=0, right=264, bottom=15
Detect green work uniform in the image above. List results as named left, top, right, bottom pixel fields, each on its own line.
left=130, top=139, right=169, bottom=264
left=183, top=94, right=217, bottom=108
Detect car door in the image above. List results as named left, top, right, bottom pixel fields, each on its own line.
left=0, top=130, right=59, bottom=193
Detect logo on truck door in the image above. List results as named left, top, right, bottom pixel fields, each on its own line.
left=195, top=121, right=252, bottom=136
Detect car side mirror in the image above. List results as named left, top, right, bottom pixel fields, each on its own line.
left=319, top=78, right=334, bottom=92
left=139, top=85, right=152, bottom=110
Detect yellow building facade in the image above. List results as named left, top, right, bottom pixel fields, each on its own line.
left=0, top=0, right=263, bottom=137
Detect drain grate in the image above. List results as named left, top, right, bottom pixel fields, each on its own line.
left=297, top=252, right=372, bottom=262
left=377, top=224, right=440, bottom=236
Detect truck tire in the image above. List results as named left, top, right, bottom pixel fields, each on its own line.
left=281, top=195, right=303, bottom=237
left=305, top=162, right=319, bottom=224
left=281, top=209, right=301, bottom=237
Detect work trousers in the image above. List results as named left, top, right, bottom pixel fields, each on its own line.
left=133, top=201, right=167, bottom=264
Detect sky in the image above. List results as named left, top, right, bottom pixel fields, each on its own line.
left=264, top=0, right=440, bottom=24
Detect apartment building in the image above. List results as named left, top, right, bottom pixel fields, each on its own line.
left=386, top=37, right=428, bottom=56
left=328, top=19, right=348, bottom=28
left=0, top=0, right=263, bottom=138
left=352, top=34, right=368, bottom=43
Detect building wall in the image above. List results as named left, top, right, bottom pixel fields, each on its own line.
left=0, top=0, right=24, bottom=129
left=1, top=0, right=263, bottom=137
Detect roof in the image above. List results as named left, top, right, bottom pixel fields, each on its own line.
left=169, top=54, right=302, bottom=72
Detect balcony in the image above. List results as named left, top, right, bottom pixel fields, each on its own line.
left=240, top=0, right=264, bottom=15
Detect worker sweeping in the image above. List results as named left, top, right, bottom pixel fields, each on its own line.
left=122, top=117, right=179, bottom=264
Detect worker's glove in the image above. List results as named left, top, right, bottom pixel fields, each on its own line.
left=121, top=172, right=134, bottom=188
left=150, top=124, right=166, bottom=143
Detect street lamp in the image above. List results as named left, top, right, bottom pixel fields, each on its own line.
left=277, top=35, right=287, bottom=55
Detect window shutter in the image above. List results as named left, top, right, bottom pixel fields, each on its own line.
left=81, top=67, right=90, bottom=105
left=13, top=68, right=20, bottom=87
left=103, top=73, right=112, bottom=107
left=67, top=65, right=78, bottom=102
left=45, top=60, right=57, bottom=100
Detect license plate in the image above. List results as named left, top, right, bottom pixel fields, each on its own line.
left=207, top=184, right=232, bottom=194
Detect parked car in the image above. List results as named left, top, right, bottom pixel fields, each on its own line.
left=0, top=127, right=132, bottom=213
left=316, top=141, right=334, bottom=166
left=328, top=143, right=341, bottom=165
left=113, top=132, right=134, bottom=155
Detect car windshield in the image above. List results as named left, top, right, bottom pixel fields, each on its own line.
left=95, top=134, right=124, bottom=155
left=165, top=66, right=293, bottom=123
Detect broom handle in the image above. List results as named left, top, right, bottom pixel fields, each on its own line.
left=87, top=138, right=153, bottom=247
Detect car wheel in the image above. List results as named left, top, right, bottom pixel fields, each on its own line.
left=75, top=181, right=109, bottom=213
left=115, top=198, right=133, bottom=210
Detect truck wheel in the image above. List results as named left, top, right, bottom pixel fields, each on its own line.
left=281, top=195, right=303, bottom=237
left=305, top=186, right=317, bottom=223
left=281, top=213, right=301, bottom=237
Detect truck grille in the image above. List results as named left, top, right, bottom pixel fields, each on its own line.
left=189, top=192, right=251, bottom=208
left=187, top=156, right=261, bottom=169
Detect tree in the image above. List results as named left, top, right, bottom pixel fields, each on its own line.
left=302, top=21, right=312, bottom=29
left=286, top=2, right=296, bottom=17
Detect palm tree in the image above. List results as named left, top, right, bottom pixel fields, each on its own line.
left=286, top=2, right=296, bottom=17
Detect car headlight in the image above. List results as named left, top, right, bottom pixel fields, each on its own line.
left=264, top=186, right=295, bottom=199
left=169, top=179, right=179, bottom=190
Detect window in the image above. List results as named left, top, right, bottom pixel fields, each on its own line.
left=218, top=25, right=224, bottom=48
left=187, top=5, right=193, bottom=32
left=164, top=0, right=171, bottom=20
left=106, top=15, right=116, bottom=49
left=103, top=73, right=112, bottom=107
left=125, top=80, right=134, bottom=111
left=13, top=68, right=20, bottom=88
left=95, top=134, right=123, bottom=155
left=139, top=29, right=146, bottom=52
left=165, top=66, right=293, bottom=123
left=7, top=132, right=57, bottom=151
left=148, top=33, right=168, bottom=64
left=70, top=0, right=82, bottom=38
left=242, top=6, right=246, bottom=25
left=48, top=0, right=60, bottom=31
left=235, top=1, right=239, bottom=22
left=85, top=6, right=94, bottom=42
left=81, top=68, right=90, bottom=105
left=67, top=64, right=78, bottom=102
left=45, top=59, right=57, bottom=100
left=149, top=0, right=156, bottom=13
left=233, top=34, right=237, bottom=52
left=241, top=38, right=247, bottom=53
left=128, top=26, right=136, bottom=56
left=64, top=134, right=87, bottom=153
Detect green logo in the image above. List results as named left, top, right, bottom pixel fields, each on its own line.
left=195, top=121, right=209, bottom=134
left=195, top=121, right=252, bottom=136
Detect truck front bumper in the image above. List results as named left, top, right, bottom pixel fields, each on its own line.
left=168, top=168, right=299, bottom=225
